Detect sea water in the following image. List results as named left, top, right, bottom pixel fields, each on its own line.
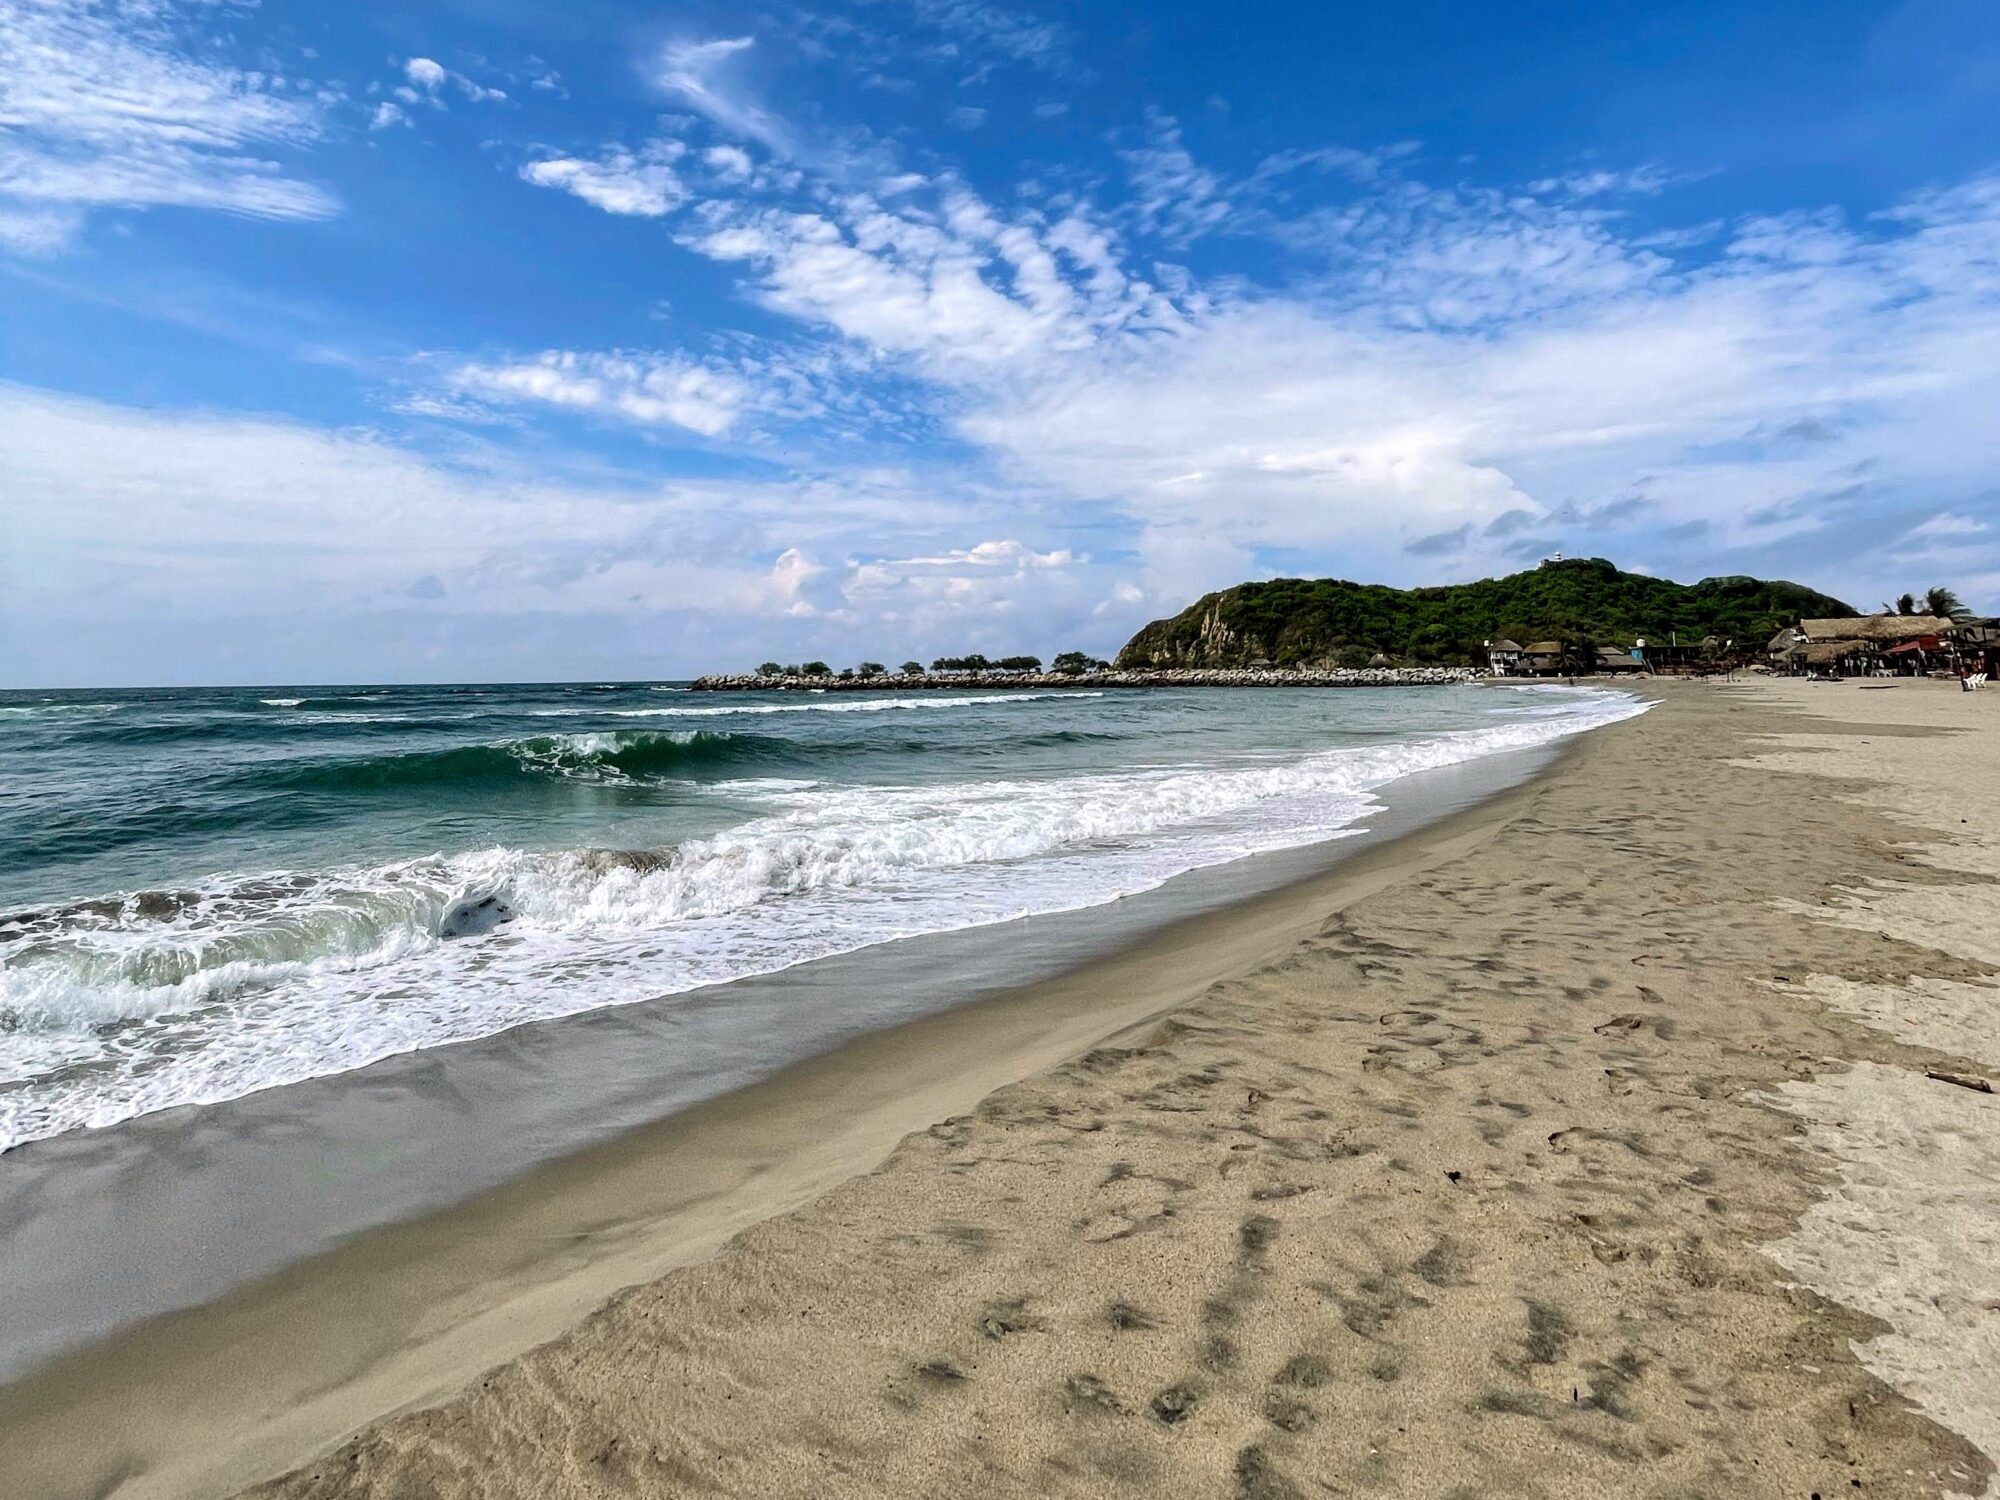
left=0, top=680, right=1645, bottom=1153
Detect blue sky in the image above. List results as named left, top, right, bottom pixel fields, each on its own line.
left=2, top=0, right=1997, bottom=685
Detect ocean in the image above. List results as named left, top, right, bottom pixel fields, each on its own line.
left=0, top=679, right=1645, bottom=1155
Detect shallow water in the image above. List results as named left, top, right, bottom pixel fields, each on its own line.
left=0, top=680, right=1644, bottom=1151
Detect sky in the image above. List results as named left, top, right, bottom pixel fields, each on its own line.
left=1, top=0, right=1997, bottom=686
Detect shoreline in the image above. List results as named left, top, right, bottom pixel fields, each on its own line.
left=243, top=679, right=1995, bottom=1498
left=7, top=679, right=1995, bottom=1499
left=0, top=734, right=1575, bottom=1500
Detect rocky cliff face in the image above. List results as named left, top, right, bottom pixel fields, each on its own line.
left=1119, top=594, right=1257, bottom=668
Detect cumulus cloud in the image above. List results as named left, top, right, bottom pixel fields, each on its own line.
left=703, top=144, right=754, bottom=182
left=835, top=539, right=1101, bottom=639
left=0, top=0, right=336, bottom=253
left=394, top=55, right=506, bottom=111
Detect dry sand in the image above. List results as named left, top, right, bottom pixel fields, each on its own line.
left=7, top=678, right=1999, bottom=1499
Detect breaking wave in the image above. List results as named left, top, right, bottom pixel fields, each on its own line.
left=0, top=687, right=1648, bottom=1151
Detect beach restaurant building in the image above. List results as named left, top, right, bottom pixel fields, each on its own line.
left=1771, top=615, right=1958, bottom=677
left=1506, top=642, right=1648, bottom=677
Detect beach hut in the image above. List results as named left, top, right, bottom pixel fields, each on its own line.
left=1520, top=641, right=1563, bottom=676
left=1958, top=619, right=2000, bottom=678
left=1787, top=615, right=1955, bottom=677
left=1485, top=639, right=1524, bottom=675
left=1795, top=640, right=1861, bottom=677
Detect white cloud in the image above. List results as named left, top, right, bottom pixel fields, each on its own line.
left=1119, top=111, right=1231, bottom=244
left=681, top=180, right=1180, bottom=371
left=670, top=137, right=1999, bottom=608
left=0, top=383, right=1025, bottom=682
left=522, top=143, right=687, bottom=217
left=448, top=349, right=754, bottom=436
left=483, top=84, right=2000, bottom=618
left=703, top=144, right=753, bottom=182
left=369, top=101, right=409, bottom=132
left=394, top=55, right=505, bottom=112
left=1525, top=164, right=1680, bottom=199
left=1907, top=512, right=1989, bottom=539
left=0, top=202, right=83, bottom=254
left=655, top=36, right=791, bottom=155
left=837, top=539, right=1099, bottom=637
left=0, top=0, right=337, bottom=252
left=906, top=0, right=1072, bottom=76
left=948, top=105, right=986, bottom=129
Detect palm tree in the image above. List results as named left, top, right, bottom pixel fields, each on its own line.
left=1555, top=632, right=1599, bottom=679
left=1924, top=586, right=1973, bottom=623
left=1883, top=592, right=1919, bottom=616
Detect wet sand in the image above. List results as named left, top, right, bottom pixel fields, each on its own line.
left=6, top=679, right=1998, bottom=1498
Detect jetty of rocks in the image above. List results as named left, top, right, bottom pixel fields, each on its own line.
left=689, top=666, right=1483, bottom=692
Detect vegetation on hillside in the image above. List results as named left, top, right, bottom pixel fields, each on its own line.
left=1116, top=558, right=1858, bottom=669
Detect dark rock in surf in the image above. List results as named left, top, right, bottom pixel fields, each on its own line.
left=440, top=892, right=516, bottom=939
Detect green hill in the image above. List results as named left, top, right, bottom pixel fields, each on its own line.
left=1115, top=558, right=1857, bottom=669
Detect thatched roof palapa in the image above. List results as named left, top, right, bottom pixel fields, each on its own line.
left=1797, top=615, right=1951, bottom=644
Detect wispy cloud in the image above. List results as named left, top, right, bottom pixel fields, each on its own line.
left=521, top=143, right=688, bottom=216
left=1119, top=111, right=1232, bottom=245
left=434, top=46, right=2000, bottom=619
left=0, top=0, right=337, bottom=254
left=0, top=381, right=1114, bottom=681
left=655, top=36, right=792, bottom=155
left=902, top=0, right=1074, bottom=77
left=448, top=349, right=754, bottom=436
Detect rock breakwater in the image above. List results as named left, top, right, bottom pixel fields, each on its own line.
left=689, top=666, right=1482, bottom=692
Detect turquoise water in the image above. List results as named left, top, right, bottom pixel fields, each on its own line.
left=0, top=680, right=1643, bottom=1151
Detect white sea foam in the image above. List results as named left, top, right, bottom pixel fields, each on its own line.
left=0, top=703, right=118, bottom=718
left=0, top=688, right=1646, bottom=1151
left=259, top=698, right=305, bottom=707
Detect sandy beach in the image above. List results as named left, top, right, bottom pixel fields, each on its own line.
left=3, top=678, right=1996, bottom=1499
